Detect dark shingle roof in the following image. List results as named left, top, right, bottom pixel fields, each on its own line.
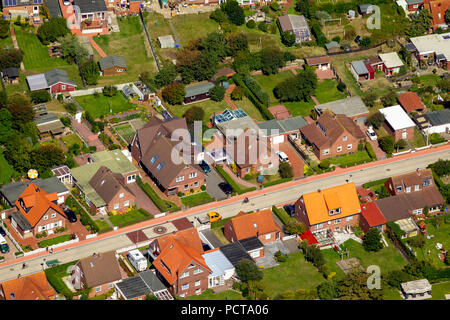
left=44, top=69, right=77, bottom=87
left=238, top=237, right=264, bottom=252
left=11, top=211, right=32, bottom=231
left=139, top=270, right=166, bottom=292
left=1, top=67, right=19, bottom=78
left=426, top=109, right=450, bottom=126
left=44, top=0, right=62, bottom=17
left=116, top=276, right=150, bottom=299
left=72, top=0, right=107, bottom=13
left=99, top=56, right=127, bottom=70
left=88, top=166, right=127, bottom=204
left=219, top=242, right=253, bottom=267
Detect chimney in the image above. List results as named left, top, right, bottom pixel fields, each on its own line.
left=317, top=189, right=321, bottom=193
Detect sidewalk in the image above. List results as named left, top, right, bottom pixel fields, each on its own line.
left=221, top=165, right=256, bottom=188
left=89, top=36, right=107, bottom=58
left=71, top=118, right=106, bottom=151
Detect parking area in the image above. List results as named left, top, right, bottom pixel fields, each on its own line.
left=277, top=142, right=305, bottom=179
left=205, top=167, right=228, bottom=201
left=199, top=229, right=223, bottom=249
left=255, top=240, right=290, bottom=269
left=1, top=233, right=20, bottom=261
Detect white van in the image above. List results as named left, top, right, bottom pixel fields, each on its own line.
left=127, top=249, right=147, bottom=272
left=276, top=151, right=289, bottom=163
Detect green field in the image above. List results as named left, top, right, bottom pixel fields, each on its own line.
left=109, top=208, right=153, bottom=228
left=37, top=234, right=72, bottom=248
left=74, top=94, right=136, bottom=119
left=329, top=150, right=372, bottom=167
left=181, top=192, right=215, bottom=208
left=314, top=79, right=347, bottom=104
left=229, top=96, right=264, bottom=121
left=254, top=70, right=296, bottom=105
left=95, top=15, right=156, bottom=85
left=167, top=98, right=228, bottom=123
left=429, top=281, right=450, bottom=300
left=0, top=150, right=17, bottom=185
left=114, top=123, right=136, bottom=144
left=171, top=13, right=220, bottom=47
left=61, top=133, right=83, bottom=149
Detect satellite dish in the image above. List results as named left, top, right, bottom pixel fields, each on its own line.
left=27, top=169, right=39, bottom=179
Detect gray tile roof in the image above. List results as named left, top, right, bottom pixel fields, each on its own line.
left=1, top=67, right=19, bottom=78
left=34, top=113, right=60, bottom=125
left=27, top=73, right=48, bottom=91
left=139, top=270, right=166, bottom=292
left=99, top=56, right=127, bottom=70
left=44, top=0, right=62, bottom=17
left=11, top=211, right=32, bottom=231
left=238, top=236, right=264, bottom=251
left=351, top=60, right=369, bottom=75
left=426, top=109, right=450, bottom=126
left=219, top=242, right=253, bottom=267
left=73, top=0, right=107, bottom=13
left=184, top=82, right=215, bottom=98
left=325, top=41, right=339, bottom=49
left=315, top=96, right=369, bottom=118
left=44, top=68, right=77, bottom=87
left=116, top=276, right=151, bottom=299
left=278, top=116, right=308, bottom=132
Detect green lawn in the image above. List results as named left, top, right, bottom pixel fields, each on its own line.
left=171, top=13, right=220, bottom=47
left=314, top=79, right=347, bottom=104
left=231, top=96, right=265, bottom=121
left=61, top=134, right=83, bottom=149
left=37, top=234, right=72, bottom=248
left=411, top=127, right=426, bottom=148
left=0, top=34, right=13, bottom=49
left=186, top=289, right=244, bottom=300
left=108, top=208, right=153, bottom=228
left=383, top=287, right=402, bottom=300
left=94, top=15, right=156, bottom=86
left=0, top=150, right=18, bottom=185
left=415, top=74, right=441, bottom=87
left=136, top=177, right=180, bottom=213
left=253, top=70, right=296, bottom=105
left=167, top=99, right=228, bottom=124
left=429, top=281, right=450, bottom=300
left=74, top=94, right=136, bottom=119
left=329, top=150, right=372, bottom=168
left=181, top=192, right=215, bottom=208
left=284, top=99, right=316, bottom=117
left=114, top=123, right=136, bottom=144
left=93, top=218, right=112, bottom=233
left=45, top=260, right=78, bottom=297
left=263, top=250, right=326, bottom=298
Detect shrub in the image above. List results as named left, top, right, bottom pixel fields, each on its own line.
left=362, top=228, right=383, bottom=252
left=231, top=86, right=244, bottom=100
left=200, top=185, right=206, bottom=191
left=270, top=1, right=280, bottom=11
left=274, top=251, right=287, bottom=262
left=258, top=22, right=268, bottom=32
left=279, top=161, right=294, bottom=178
left=64, top=103, right=77, bottom=115
left=337, top=81, right=346, bottom=92
left=31, top=90, right=52, bottom=103
left=102, top=85, right=117, bottom=97
left=184, top=106, right=205, bottom=124
left=60, top=117, right=71, bottom=127
left=246, top=19, right=256, bottom=29
left=319, top=159, right=331, bottom=169
left=365, top=142, right=376, bottom=159
left=209, top=85, right=226, bottom=102
left=235, top=259, right=263, bottom=282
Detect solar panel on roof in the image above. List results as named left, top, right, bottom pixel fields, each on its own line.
left=233, top=109, right=247, bottom=118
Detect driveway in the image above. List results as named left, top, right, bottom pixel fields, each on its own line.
left=205, top=168, right=228, bottom=201
left=278, top=142, right=305, bottom=179
left=359, top=123, right=386, bottom=160
left=199, top=229, right=223, bottom=249
left=127, top=182, right=160, bottom=216
left=255, top=240, right=290, bottom=269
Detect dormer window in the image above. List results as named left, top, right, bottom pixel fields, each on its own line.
left=396, top=186, right=402, bottom=192
left=414, top=185, right=419, bottom=191
left=253, top=222, right=257, bottom=228
left=343, top=136, right=347, bottom=141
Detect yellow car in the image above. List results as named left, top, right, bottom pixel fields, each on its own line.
left=207, top=211, right=222, bottom=223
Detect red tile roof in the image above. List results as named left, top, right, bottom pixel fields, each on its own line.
left=360, top=202, right=387, bottom=227
left=398, top=92, right=426, bottom=113
left=0, top=272, right=55, bottom=300
left=429, top=0, right=450, bottom=28
left=227, top=209, right=282, bottom=241
left=300, top=230, right=318, bottom=245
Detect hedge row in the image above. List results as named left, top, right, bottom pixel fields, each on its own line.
left=215, top=165, right=257, bottom=195
left=386, top=222, right=415, bottom=259
left=263, top=177, right=293, bottom=188
left=365, top=142, right=376, bottom=159
left=136, top=176, right=180, bottom=213
left=233, top=74, right=274, bottom=120
left=243, top=75, right=270, bottom=106
left=272, top=205, right=291, bottom=226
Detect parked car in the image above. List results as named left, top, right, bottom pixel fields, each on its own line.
left=366, top=126, right=377, bottom=141
left=0, top=226, right=6, bottom=237
left=64, top=209, right=77, bottom=223
left=197, top=211, right=222, bottom=225
left=218, top=182, right=233, bottom=195
left=276, top=151, right=289, bottom=163
left=202, top=243, right=212, bottom=251
left=63, top=0, right=70, bottom=5
left=283, top=204, right=295, bottom=217
left=199, top=160, right=211, bottom=173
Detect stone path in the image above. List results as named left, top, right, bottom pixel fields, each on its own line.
left=71, top=118, right=106, bottom=151
left=10, top=28, right=25, bottom=72
left=283, top=0, right=294, bottom=14
left=224, top=95, right=237, bottom=110
left=166, top=19, right=181, bottom=48
left=311, top=96, right=320, bottom=105
left=89, top=36, right=107, bottom=58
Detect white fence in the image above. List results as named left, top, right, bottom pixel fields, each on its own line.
left=86, top=233, right=98, bottom=239
left=282, top=234, right=297, bottom=241
left=197, top=224, right=211, bottom=231
left=22, top=237, right=80, bottom=256
left=154, top=212, right=167, bottom=219
left=392, top=149, right=412, bottom=156
left=69, top=83, right=131, bottom=97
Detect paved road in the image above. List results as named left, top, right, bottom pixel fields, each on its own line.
left=1, top=146, right=449, bottom=282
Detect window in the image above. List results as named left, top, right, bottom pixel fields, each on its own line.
left=334, top=219, right=341, bottom=225
left=423, top=179, right=431, bottom=186
left=127, top=175, right=136, bottom=182
left=396, top=186, right=403, bottom=192
left=61, top=85, right=66, bottom=90
left=114, top=203, right=119, bottom=210
left=335, top=208, right=341, bottom=214
left=337, top=146, right=342, bottom=152
left=246, top=168, right=250, bottom=173
left=194, top=268, right=202, bottom=274
left=315, top=223, right=323, bottom=230
left=151, top=154, right=159, bottom=164
left=181, top=284, right=189, bottom=290
left=96, top=286, right=101, bottom=292
left=250, top=250, right=260, bottom=258
left=322, top=149, right=330, bottom=155
left=176, top=176, right=185, bottom=182
left=406, top=187, right=411, bottom=193
left=346, top=216, right=353, bottom=221
left=51, top=213, right=56, bottom=218
left=329, top=209, right=334, bottom=215
left=184, top=185, right=189, bottom=190
left=195, top=289, right=201, bottom=294
left=108, top=283, right=114, bottom=289
left=195, top=280, right=201, bottom=287
left=194, top=182, right=199, bottom=188
left=189, top=172, right=197, bottom=179
left=265, top=234, right=271, bottom=240
left=268, top=162, right=273, bottom=168
left=258, top=165, right=263, bottom=171
left=53, top=222, right=58, bottom=227
left=124, top=200, right=129, bottom=207
left=119, top=193, right=124, bottom=198
left=117, top=68, right=123, bottom=72
left=156, top=162, right=165, bottom=171
left=414, top=185, right=420, bottom=191
left=179, top=294, right=185, bottom=298
left=43, top=215, right=48, bottom=220
left=347, top=144, right=352, bottom=150
left=180, top=272, right=189, bottom=278
left=343, top=136, right=347, bottom=141
left=335, top=227, right=340, bottom=232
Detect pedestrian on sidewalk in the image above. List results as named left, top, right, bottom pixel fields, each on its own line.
left=46, top=246, right=48, bottom=252
left=50, top=248, right=53, bottom=254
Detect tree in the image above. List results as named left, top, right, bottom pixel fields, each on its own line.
left=57, top=34, right=88, bottom=63
left=337, top=269, right=383, bottom=300
left=7, top=92, right=34, bottom=130
left=381, top=90, right=397, bottom=107
left=337, top=81, right=346, bottom=92
left=285, top=219, right=306, bottom=235
left=210, top=8, right=228, bottom=24
left=0, top=108, right=14, bottom=144
left=409, top=236, right=425, bottom=249
left=279, top=161, right=293, bottom=178
left=64, top=103, right=78, bottom=116
left=317, top=281, right=338, bottom=300
left=394, top=139, right=407, bottom=151
left=153, top=62, right=177, bottom=88
left=365, top=112, right=385, bottom=129
left=258, top=21, right=268, bottom=32
left=30, top=90, right=52, bottom=103
left=0, top=48, right=24, bottom=70
left=362, top=92, right=378, bottom=107
left=362, top=228, right=383, bottom=252
left=359, top=36, right=371, bottom=48
left=295, top=0, right=311, bottom=18
left=80, top=60, right=100, bottom=85
left=273, top=67, right=318, bottom=101
left=209, top=85, right=226, bottom=102
left=304, top=244, right=325, bottom=268
left=37, top=17, right=70, bottom=45
left=184, top=106, right=205, bottom=124
left=201, top=32, right=228, bottom=60
left=406, top=9, right=433, bottom=37
left=176, top=47, right=219, bottom=83
left=378, top=135, right=395, bottom=154
left=0, top=91, right=7, bottom=108
left=102, top=85, right=117, bottom=97
left=281, top=31, right=296, bottom=47
left=227, top=32, right=248, bottom=56
left=270, top=1, right=280, bottom=11
left=235, top=259, right=263, bottom=282
left=0, top=19, right=10, bottom=39
left=162, top=82, right=186, bottom=105
left=231, top=86, right=244, bottom=100
left=4, top=134, right=32, bottom=173
left=31, top=144, right=65, bottom=172
left=222, top=0, right=245, bottom=26
left=246, top=19, right=256, bottom=29
left=260, top=47, right=285, bottom=75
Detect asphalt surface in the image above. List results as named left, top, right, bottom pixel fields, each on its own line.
left=1, top=147, right=449, bottom=282
left=205, top=168, right=228, bottom=201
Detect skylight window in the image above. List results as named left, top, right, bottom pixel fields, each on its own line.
left=151, top=154, right=159, bottom=164
left=156, top=162, right=165, bottom=171
left=253, top=222, right=257, bottom=228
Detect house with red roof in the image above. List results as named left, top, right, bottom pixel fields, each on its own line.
left=10, top=183, right=68, bottom=238
left=398, top=92, right=427, bottom=114
left=0, top=271, right=56, bottom=300
left=428, top=0, right=450, bottom=30
left=148, top=229, right=211, bottom=298
left=223, top=209, right=282, bottom=246
left=359, top=202, right=387, bottom=233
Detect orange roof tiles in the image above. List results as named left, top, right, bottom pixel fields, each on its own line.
left=360, top=202, right=386, bottom=227
left=228, top=209, right=282, bottom=241
left=398, top=92, right=426, bottom=113
left=302, top=183, right=361, bottom=225
left=15, top=183, right=67, bottom=227
left=0, top=271, right=55, bottom=300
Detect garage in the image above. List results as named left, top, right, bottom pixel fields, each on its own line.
left=271, top=134, right=285, bottom=145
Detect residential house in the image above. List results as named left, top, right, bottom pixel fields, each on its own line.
left=414, top=108, right=450, bottom=134
left=71, top=251, right=122, bottom=298
left=299, top=110, right=366, bottom=160
left=236, top=236, right=265, bottom=260
left=277, top=14, right=311, bottom=44
left=202, top=248, right=235, bottom=289
left=99, top=56, right=127, bottom=76
left=314, top=96, right=370, bottom=125
left=398, top=92, right=427, bottom=114
left=72, top=0, right=108, bottom=34
left=401, top=279, right=432, bottom=300
left=130, top=117, right=205, bottom=196
left=305, top=55, right=332, bottom=72
left=70, top=150, right=139, bottom=214
left=350, top=60, right=375, bottom=81
left=148, top=228, right=211, bottom=297
left=34, top=113, right=65, bottom=138
left=0, top=271, right=56, bottom=300
left=106, top=0, right=141, bottom=16
left=1, top=67, right=19, bottom=84
left=184, top=82, right=215, bottom=104
left=26, top=69, right=77, bottom=95
left=428, top=0, right=450, bottom=30
left=406, top=0, right=424, bottom=11
left=294, top=182, right=361, bottom=239
left=408, top=33, right=450, bottom=69
left=224, top=209, right=282, bottom=246
left=10, top=183, right=69, bottom=238
left=379, top=105, right=417, bottom=141
left=114, top=269, right=173, bottom=300
left=379, top=52, right=405, bottom=76
left=157, top=35, right=176, bottom=48
left=366, top=56, right=384, bottom=71
left=359, top=202, right=387, bottom=233
left=385, top=168, right=435, bottom=196
left=219, top=242, right=254, bottom=267
left=1, top=0, right=43, bottom=25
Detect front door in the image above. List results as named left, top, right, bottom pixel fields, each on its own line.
left=402, top=131, right=407, bottom=139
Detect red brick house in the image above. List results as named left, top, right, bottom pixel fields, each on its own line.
left=131, top=117, right=205, bottom=196
left=1, top=0, right=43, bottom=25
left=224, top=209, right=282, bottom=249
left=0, top=271, right=56, bottom=300
left=106, top=0, right=141, bottom=16
left=300, top=111, right=366, bottom=160
left=98, top=56, right=127, bottom=76
left=428, top=0, right=450, bottom=30
left=10, top=183, right=69, bottom=238
left=385, top=168, right=435, bottom=195
left=148, top=229, right=211, bottom=298
left=359, top=202, right=387, bottom=233
left=398, top=92, right=427, bottom=114
left=406, top=0, right=424, bottom=11
left=294, top=183, right=361, bottom=242
left=379, top=105, right=417, bottom=141
left=71, top=251, right=122, bottom=298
